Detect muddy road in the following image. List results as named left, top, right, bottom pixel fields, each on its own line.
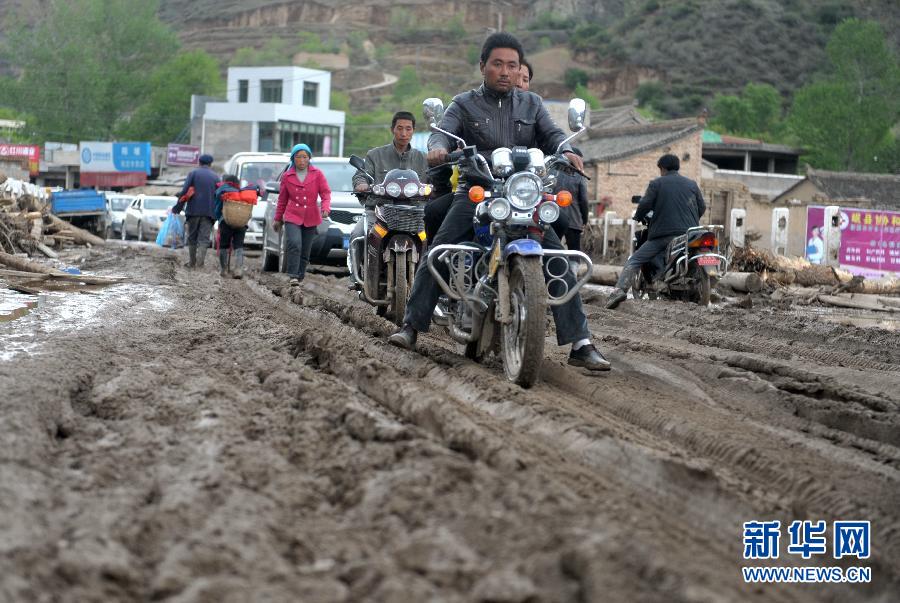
left=1, top=244, right=898, bottom=602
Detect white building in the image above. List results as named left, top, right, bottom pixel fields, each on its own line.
left=191, top=66, right=346, bottom=162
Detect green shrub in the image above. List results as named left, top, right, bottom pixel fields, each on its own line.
left=564, top=68, right=589, bottom=90
left=573, top=84, right=601, bottom=109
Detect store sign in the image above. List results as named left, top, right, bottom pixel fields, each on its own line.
left=807, top=205, right=900, bottom=277
left=0, top=144, right=40, bottom=175
left=79, top=141, right=151, bottom=174
left=166, top=143, right=200, bottom=166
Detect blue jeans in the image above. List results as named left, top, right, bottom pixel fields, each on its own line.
left=284, top=223, right=317, bottom=279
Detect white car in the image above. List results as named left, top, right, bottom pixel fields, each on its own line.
left=105, top=193, right=134, bottom=239
left=122, top=194, right=178, bottom=241
left=222, top=152, right=290, bottom=247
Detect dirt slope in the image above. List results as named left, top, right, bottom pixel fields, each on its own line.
left=0, top=244, right=898, bottom=601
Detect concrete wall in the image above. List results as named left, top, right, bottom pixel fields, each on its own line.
left=709, top=169, right=803, bottom=200
left=191, top=120, right=253, bottom=167
left=586, top=130, right=702, bottom=220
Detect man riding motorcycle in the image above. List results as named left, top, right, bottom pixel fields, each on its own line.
left=350, top=111, right=428, bottom=287
left=606, top=153, right=707, bottom=309
left=388, top=32, right=610, bottom=371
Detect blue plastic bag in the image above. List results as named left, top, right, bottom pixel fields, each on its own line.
left=156, top=212, right=185, bottom=248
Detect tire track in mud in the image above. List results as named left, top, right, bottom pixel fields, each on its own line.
left=265, top=272, right=900, bottom=597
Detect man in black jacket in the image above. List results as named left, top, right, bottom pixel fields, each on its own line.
left=606, top=154, right=706, bottom=309
left=388, top=32, right=610, bottom=371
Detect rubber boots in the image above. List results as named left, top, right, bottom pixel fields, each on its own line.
left=185, top=245, right=197, bottom=268
left=197, top=245, right=208, bottom=268
left=218, top=249, right=230, bottom=277
left=232, top=248, right=244, bottom=279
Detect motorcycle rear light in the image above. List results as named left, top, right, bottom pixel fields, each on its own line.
left=468, top=186, right=486, bottom=203
left=689, top=233, right=718, bottom=248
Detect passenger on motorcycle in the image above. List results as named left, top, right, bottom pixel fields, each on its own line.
left=349, top=111, right=428, bottom=287
left=606, top=154, right=707, bottom=309
left=388, top=32, right=610, bottom=371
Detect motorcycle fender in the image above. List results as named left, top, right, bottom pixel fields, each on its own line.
left=502, top=238, right=543, bottom=261
left=702, top=265, right=719, bottom=277
left=383, top=234, right=416, bottom=263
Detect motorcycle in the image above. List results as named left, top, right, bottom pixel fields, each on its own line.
left=347, top=161, right=431, bottom=325
left=629, top=194, right=727, bottom=306
left=423, top=97, right=594, bottom=388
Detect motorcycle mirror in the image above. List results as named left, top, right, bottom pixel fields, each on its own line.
left=631, top=195, right=642, bottom=204
left=423, top=97, right=445, bottom=126
left=348, top=155, right=366, bottom=171
left=568, top=98, right=587, bottom=132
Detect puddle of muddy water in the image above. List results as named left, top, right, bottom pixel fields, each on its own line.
left=0, top=282, right=174, bottom=361
left=790, top=304, right=900, bottom=331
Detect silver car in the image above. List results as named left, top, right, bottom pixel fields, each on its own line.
left=261, top=158, right=364, bottom=271
left=105, top=193, right=134, bottom=239
left=122, top=195, right=178, bottom=241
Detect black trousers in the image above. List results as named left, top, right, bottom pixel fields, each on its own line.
left=424, top=192, right=454, bottom=243
left=219, top=222, right=246, bottom=250
left=403, top=194, right=591, bottom=346
left=564, top=228, right=582, bottom=252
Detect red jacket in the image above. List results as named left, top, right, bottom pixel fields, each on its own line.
left=275, top=165, right=331, bottom=227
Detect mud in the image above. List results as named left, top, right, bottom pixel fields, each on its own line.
left=1, top=245, right=899, bottom=602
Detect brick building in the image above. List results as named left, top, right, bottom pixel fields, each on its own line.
left=578, top=117, right=704, bottom=220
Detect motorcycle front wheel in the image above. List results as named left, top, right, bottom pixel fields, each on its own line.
left=501, top=256, right=547, bottom=388
left=390, top=252, right=409, bottom=327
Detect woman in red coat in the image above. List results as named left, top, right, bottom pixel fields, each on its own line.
left=274, top=143, right=331, bottom=282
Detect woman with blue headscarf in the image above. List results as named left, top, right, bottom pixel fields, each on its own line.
left=274, top=144, right=331, bottom=283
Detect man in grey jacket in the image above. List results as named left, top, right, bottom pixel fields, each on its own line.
left=349, top=111, right=428, bottom=287
left=606, top=153, right=706, bottom=309
left=388, top=32, right=610, bottom=371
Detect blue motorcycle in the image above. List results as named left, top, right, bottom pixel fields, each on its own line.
left=423, top=98, right=594, bottom=387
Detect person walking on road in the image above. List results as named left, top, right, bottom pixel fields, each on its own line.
left=174, top=153, right=219, bottom=268
left=554, top=147, right=590, bottom=251
left=213, top=174, right=250, bottom=279
left=273, top=144, right=331, bottom=285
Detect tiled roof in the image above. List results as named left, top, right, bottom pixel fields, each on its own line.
left=580, top=118, right=701, bottom=163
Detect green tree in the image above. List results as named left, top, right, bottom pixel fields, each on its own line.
left=392, top=66, right=421, bottom=102
left=788, top=19, right=900, bottom=171
left=2, top=0, right=178, bottom=142
left=231, top=38, right=293, bottom=66
left=118, top=51, right=223, bottom=145
left=573, top=84, right=601, bottom=110
left=710, top=83, right=782, bottom=138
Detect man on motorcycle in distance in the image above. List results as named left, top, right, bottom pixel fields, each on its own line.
left=350, top=111, right=428, bottom=287
left=606, top=153, right=707, bottom=309
left=388, top=32, right=610, bottom=371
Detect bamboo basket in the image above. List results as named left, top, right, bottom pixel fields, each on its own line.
left=222, top=201, right=253, bottom=228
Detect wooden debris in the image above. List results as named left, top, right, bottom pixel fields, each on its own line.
left=718, top=272, right=764, bottom=293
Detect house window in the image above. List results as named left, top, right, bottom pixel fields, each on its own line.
left=258, top=122, right=275, bottom=152
left=260, top=80, right=283, bottom=103
left=303, top=82, right=318, bottom=107
left=238, top=80, right=248, bottom=103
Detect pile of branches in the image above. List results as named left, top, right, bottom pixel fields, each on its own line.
left=0, top=173, right=104, bottom=259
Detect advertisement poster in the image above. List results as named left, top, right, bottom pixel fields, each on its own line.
left=79, top=142, right=151, bottom=174
left=807, top=205, right=900, bottom=277
left=166, top=144, right=200, bottom=166
left=0, top=144, right=40, bottom=175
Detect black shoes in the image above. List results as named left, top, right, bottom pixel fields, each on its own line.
left=606, top=289, right=628, bottom=309
left=568, top=344, right=611, bottom=371
left=388, top=324, right=418, bottom=350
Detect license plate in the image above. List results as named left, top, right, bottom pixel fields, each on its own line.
left=342, top=237, right=350, bottom=249
left=696, top=255, right=718, bottom=266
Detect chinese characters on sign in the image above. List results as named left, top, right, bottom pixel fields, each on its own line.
left=807, top=206, right=900, bottom=277
left=166, top=144, right=201, bottom=167
left=0, top=144, right=40, bottom=175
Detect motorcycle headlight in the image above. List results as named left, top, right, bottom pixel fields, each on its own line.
left=488, top=198, right=512, bottom=221
left=538, top=202, right=560, bottom=224
left=385, top=182, right=402, bottom=197
left=505, top=171, right=543, bottom=210
left=403, top=182, right=419, bottom=198
left=372, top=184, right=385, bottom=195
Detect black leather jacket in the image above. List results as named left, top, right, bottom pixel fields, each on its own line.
left=427, top=84, right=571, bottom=188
